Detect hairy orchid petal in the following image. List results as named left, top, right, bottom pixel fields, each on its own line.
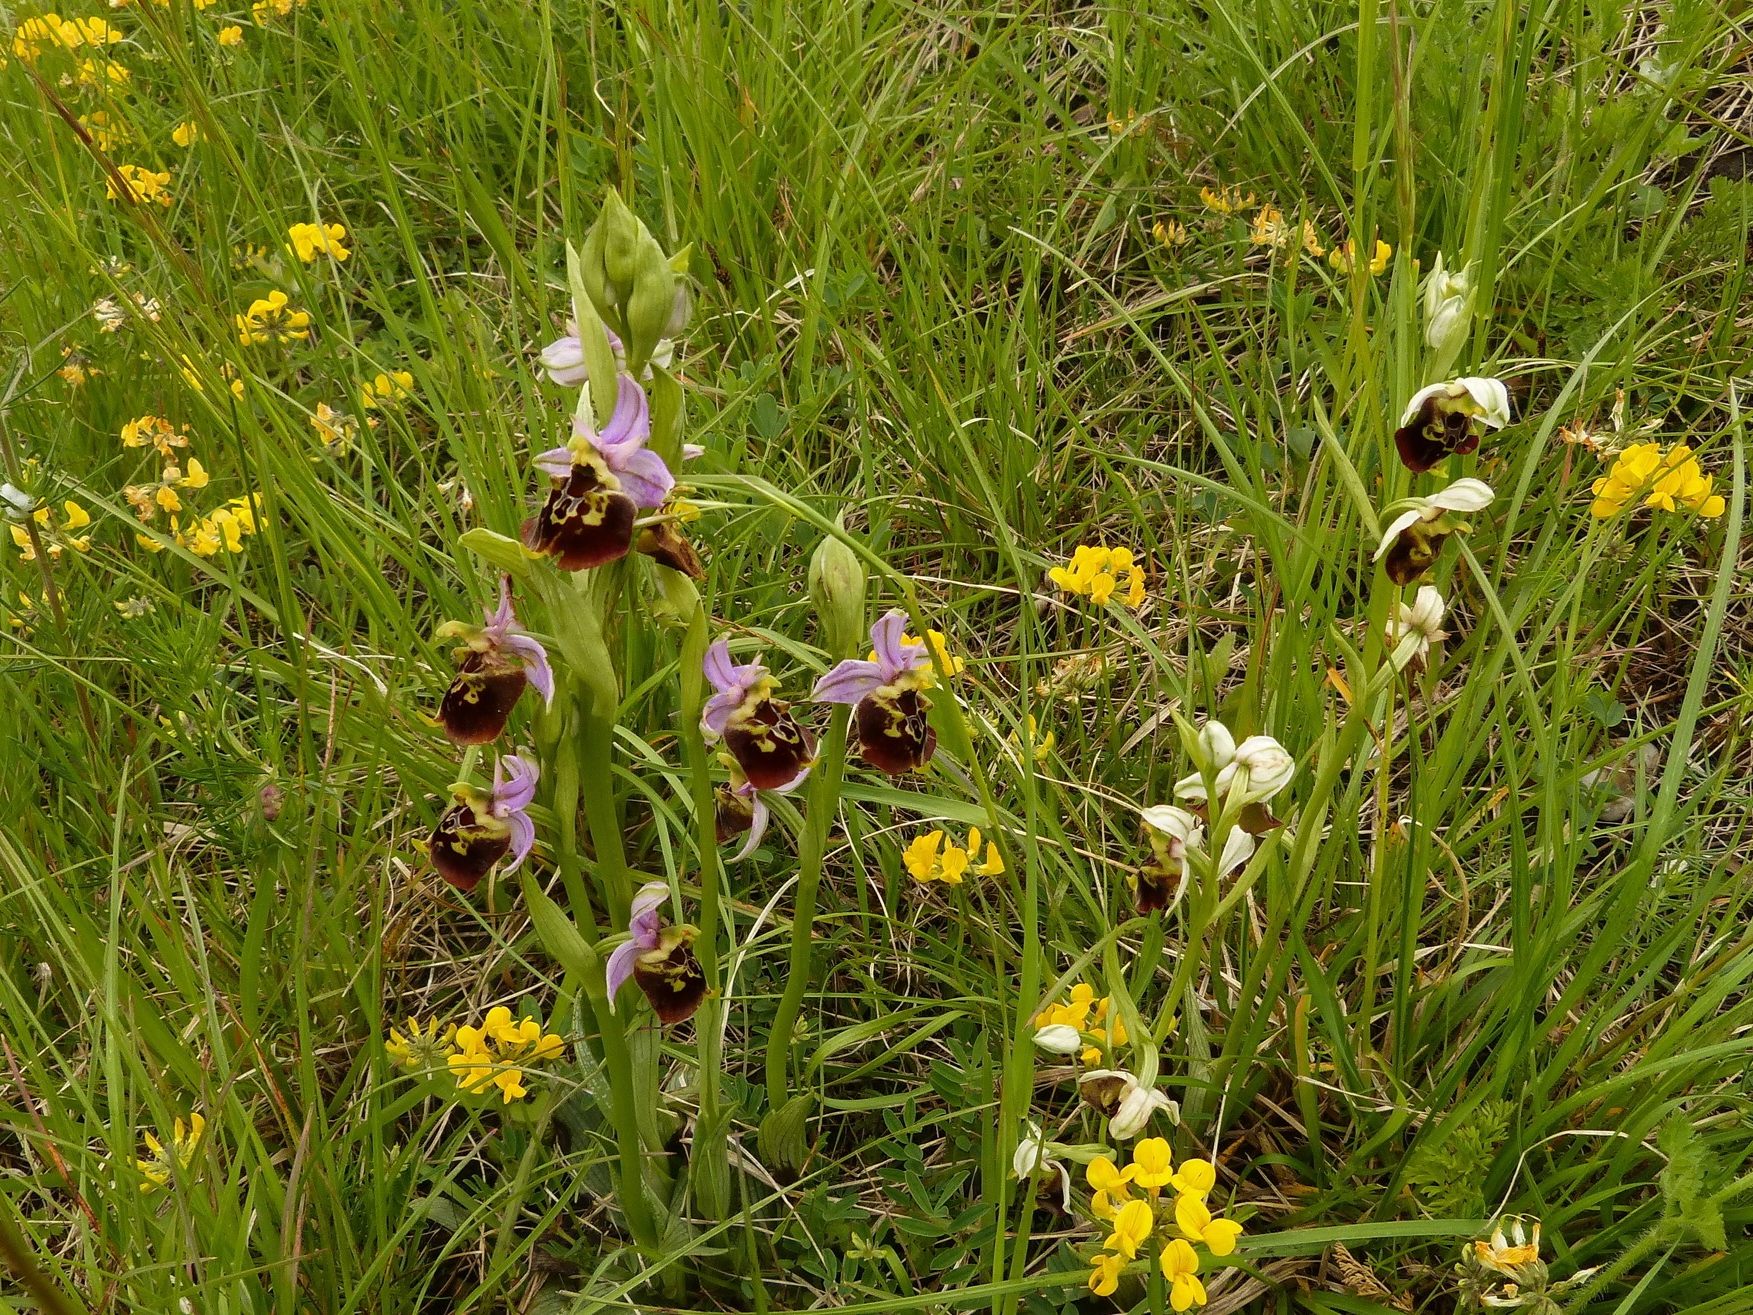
left=811, top=658, right=886, bottom=705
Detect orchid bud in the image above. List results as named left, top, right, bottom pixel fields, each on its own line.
left=1, top=483, right=37, bottom=522
left=1228, top=735, right=1295, bottom=804
left=1109, top=1080, right=1177, bottom=1140
left=808, top=528, right=867, bottom=656
left=665, top=276, right=694, bottom=340
left=599, top=189, right=642, bottom=308
left=1422, top=253, right=1474, bottom=371
left=623, top=233, right=678, bottom=376
left=1032, top=1023, right=1082, bottom=1055
left=1194, top=720, right=1236, bottom=771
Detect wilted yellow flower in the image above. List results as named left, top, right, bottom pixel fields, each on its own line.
left=1048, top=544, right=1146, bottom=608
left=1198, top=184, right=1255, bottom=215
left=1249, top=204, right=1289, bottom=249
left=385, top=1017, right=454, bottom=1071
left=1590, top=441, right=1725, bottom=518
left=136, top=1111, right=205, bottom=1193
left=171, top=120, right=199, bottom=147
left=1153, top=219, right=1188, bottom=248
left=1329, top=237, right=1392, bottom=276
left=121, top=414, right=188, bottom=456
left=57, top=348, right=99, bottom=385
left=236, top=290, right=310, bottom=345
left=216, top=24, right=243, bottom=46
left=107, top=165, right=171, bottom=206
left=311, top=403, right=357, bottom=449
left=288, top=221, right=349, bottom=262
left=1298, top=220, right=1325, bottom=257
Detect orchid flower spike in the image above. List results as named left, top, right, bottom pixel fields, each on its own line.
left=429, top=754, right=539, bottom=892
left=701, top=640, right=816, bottom=791
left=604, top=881, right=708, bottom=1025
left=434, top=577, right=554, bottom=744
left=1394, top=377, right=1511, bottom=473
left=1374, top=478, right=1495, bottom=585
left=812, top=610, right=941, bottom=775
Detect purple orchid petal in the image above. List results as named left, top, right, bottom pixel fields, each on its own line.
left=502, top=634, right=554, bottom=706
left=579, top=373, right=650, bottom=455
left=484, top=576, right=517, bottom=639
left=538, top=335, right=587, bottom=387
left=533, top=445, right=573, bottom=479
left=811, top=658, right=886, bottom=705
left=682, top=443, right=705, bottom=461
left=604, top=939, right=641, bottom=1006
left=704, top=640, right=738, bottom=693
left=628, top=880, right=668, bottom=941
left=701, top=697, right=737, bottom=738
left=612, top=447, right=674, bottom=510
left=502, top=809, right=536, bottom=874
left=731, top=794, right=769, bottom=862
left=493, top=754, right=540, bottom=815
left=869, top=609, right=926, bottom=682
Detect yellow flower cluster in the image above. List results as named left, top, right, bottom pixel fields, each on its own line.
left=124, top=455, right=208, bottom=520
left=10, top=13, right=124, bottom=62
left=1049, top=545, right=1146, bottom=608
left=288, top=221, right=350, bottom=263
left=1085, top=1140, right=1242, bottom=1308
left=80, top=110, right=126, bottom=151
left=122, top=413, right=189, bottom=456
left=10, top=500, right=93, bottom=561
left=359, top=369, right=414, bottom=411
left=902, top=826, right=1004, bottom=885
left=252, top=0, right=307, bottom=19
left=217, top=24, right=243, bottom=46
left=119, top=417, right=260, bottom=555
left=107, top=165, right=173, bottom=207
left=1589, top=442, right=1725, bottom=519
left=311, top=402, right=359, bottom=450
left=1034, top=982, right=1127, bottom=1066
left=1248, top=205, right=1324, bottom=258
left=441, top=1007, right=565, bottom=1105
left=1198, top=184, right=1255, bottom=216
left=236, top=290, right=311, bottom=345
left=136, top=1111, right=205, bottom=1193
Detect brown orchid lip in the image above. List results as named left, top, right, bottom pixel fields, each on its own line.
left=429, top=803, right=509, bottom=892
left=438, top=653, right=528, bottom=744
left=854, top=686, right=937, bottom=775
left=636, top=520, right=705, bottom=579
left=633, top=939, right=708, bottom=1026
left=714, top=785, right=755, bottom=842
left=723, top=698, right=815, bottom=790
left=522, top=464, right=637, bottom=570
left=1132, top=860, right=1180, bottom=915
left=1384, top=524, right=1443, bottom=586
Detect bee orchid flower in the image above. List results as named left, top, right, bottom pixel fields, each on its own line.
left=701, top=640, right=817, bottom=790
left=434, top=577, right=555, bottom=743
left=1374, top=478, right=1495, bottom=585
left=811, top=609, right=940, bottom=775
left=428, top=754, right=539, bottom=892
left=523, top=373, right=672, bottom=570
left=1394, top=376, right=1511, bottom=473
left=605, top=881, right=708, bottom=1025
left=714, top=755, right=811, bottom=860
left=1136, top=804, right=1256, bottom=914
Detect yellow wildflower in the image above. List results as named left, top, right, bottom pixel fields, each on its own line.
left=136, top=1111, right=205, bottom=1192
left=79, top=110, right=126, bottom=151
left=1130, top=1136, right=1175, bottom=1192
left=11, top=501, right=92, bottom=561
left=1048, top=544, right=1147, bottom=608
left=236, top=290, right=310, bottom=345
left=288, top=220, right=350, bottom=262
left=1590, top=441, right=1725, bottom=518
left=964, top=826, right=1005, bottom=876
left=216, top=24, right=243, bottom=46
left=902, top=828, right=993, bottom=885
left=107, top=165, right=172, bottom=207
left=1174, top=1192, right=1243, bottom=1256
left=73, top=57, right=130, bottom=86
left=311, top=403, right=358, bottom=449
left=57, top=348, right=99, bottom=385
left=1299, top=220, right=1325, bottom=257
left=1103, top=1198, right=1155, bottom=1260
left=1249, top=204, right=1289, bottom=249
left=121, top=415, right=189, bottom=457
left=1086, top=1155, right=1135, bottom=1220
left=1160, top=1238, right=1207, bottom=1311
left=1199, top=184, right=1255, bottom=215
left=1153, top=218, right=1189, bottom=248
left=358, top=369, right=414, bottom=409
left=1168, top=1157, right=1217, bottom=1199
left=1473, top=1216, right=1542, bottom=1277
left=61, top=15, right=126, bottom=46
left=1007, top=714, right=1055, bottom=764
left=1087, top=1250, right=1126, bottom=1298
left=385, top=1017, right=454, bottom=1071
left=1080, top=996, right=1126, bottom=1066
left=1329, top=237, right=1392, bottom=276
left=171, top=120, right=199, bottom=147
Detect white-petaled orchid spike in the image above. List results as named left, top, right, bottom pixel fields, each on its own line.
left=1395, top=378, right=1511, bottom=472
left=1032, top=1023, right=1082, bottom=1055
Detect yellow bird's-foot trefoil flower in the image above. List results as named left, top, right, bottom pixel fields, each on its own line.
left=1159, top=1238, right=1208, bottom=1311
left=1590, top=442, right=1725, bottom=519
left=235, top=290, right=311, bottom=345
left=288, top=221, right=350, bottom=262
left=136, top=1112, right=205, bottom=1192
left=1049, top=545, right=1147, bottom=608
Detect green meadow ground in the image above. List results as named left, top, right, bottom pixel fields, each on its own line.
left=3, top=1, right=1753, bottom=1311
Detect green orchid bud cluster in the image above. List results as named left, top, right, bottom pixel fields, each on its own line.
left=576, top=189, right=693, bottom=378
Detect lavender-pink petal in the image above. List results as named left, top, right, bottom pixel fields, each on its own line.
left=588, top=373, right=650, bottom=454
left=703, top=640, right=738, bottom=693
left=731, top=793, right=769, bottom=862
left=868, top=609, right=925, bottom=681
left=811, top=658, right=886, bottom=705
left=503, top=634, right=554, bottom=705
left=503, top=809, right=536, bottom=874
left=538, top=335, right=587, bottom=387
left=494, top=754, right=540, bottom=815
left=604, top=939, right=641, bottom=1004
left=612, top=446, right=675, bottom=509
left=533, top=446, right=573, bottom=480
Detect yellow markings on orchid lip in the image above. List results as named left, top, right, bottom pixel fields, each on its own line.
left=1049, top=544, right=1147, bottom=609
left=1590, top=441, right=1725, bottom=518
